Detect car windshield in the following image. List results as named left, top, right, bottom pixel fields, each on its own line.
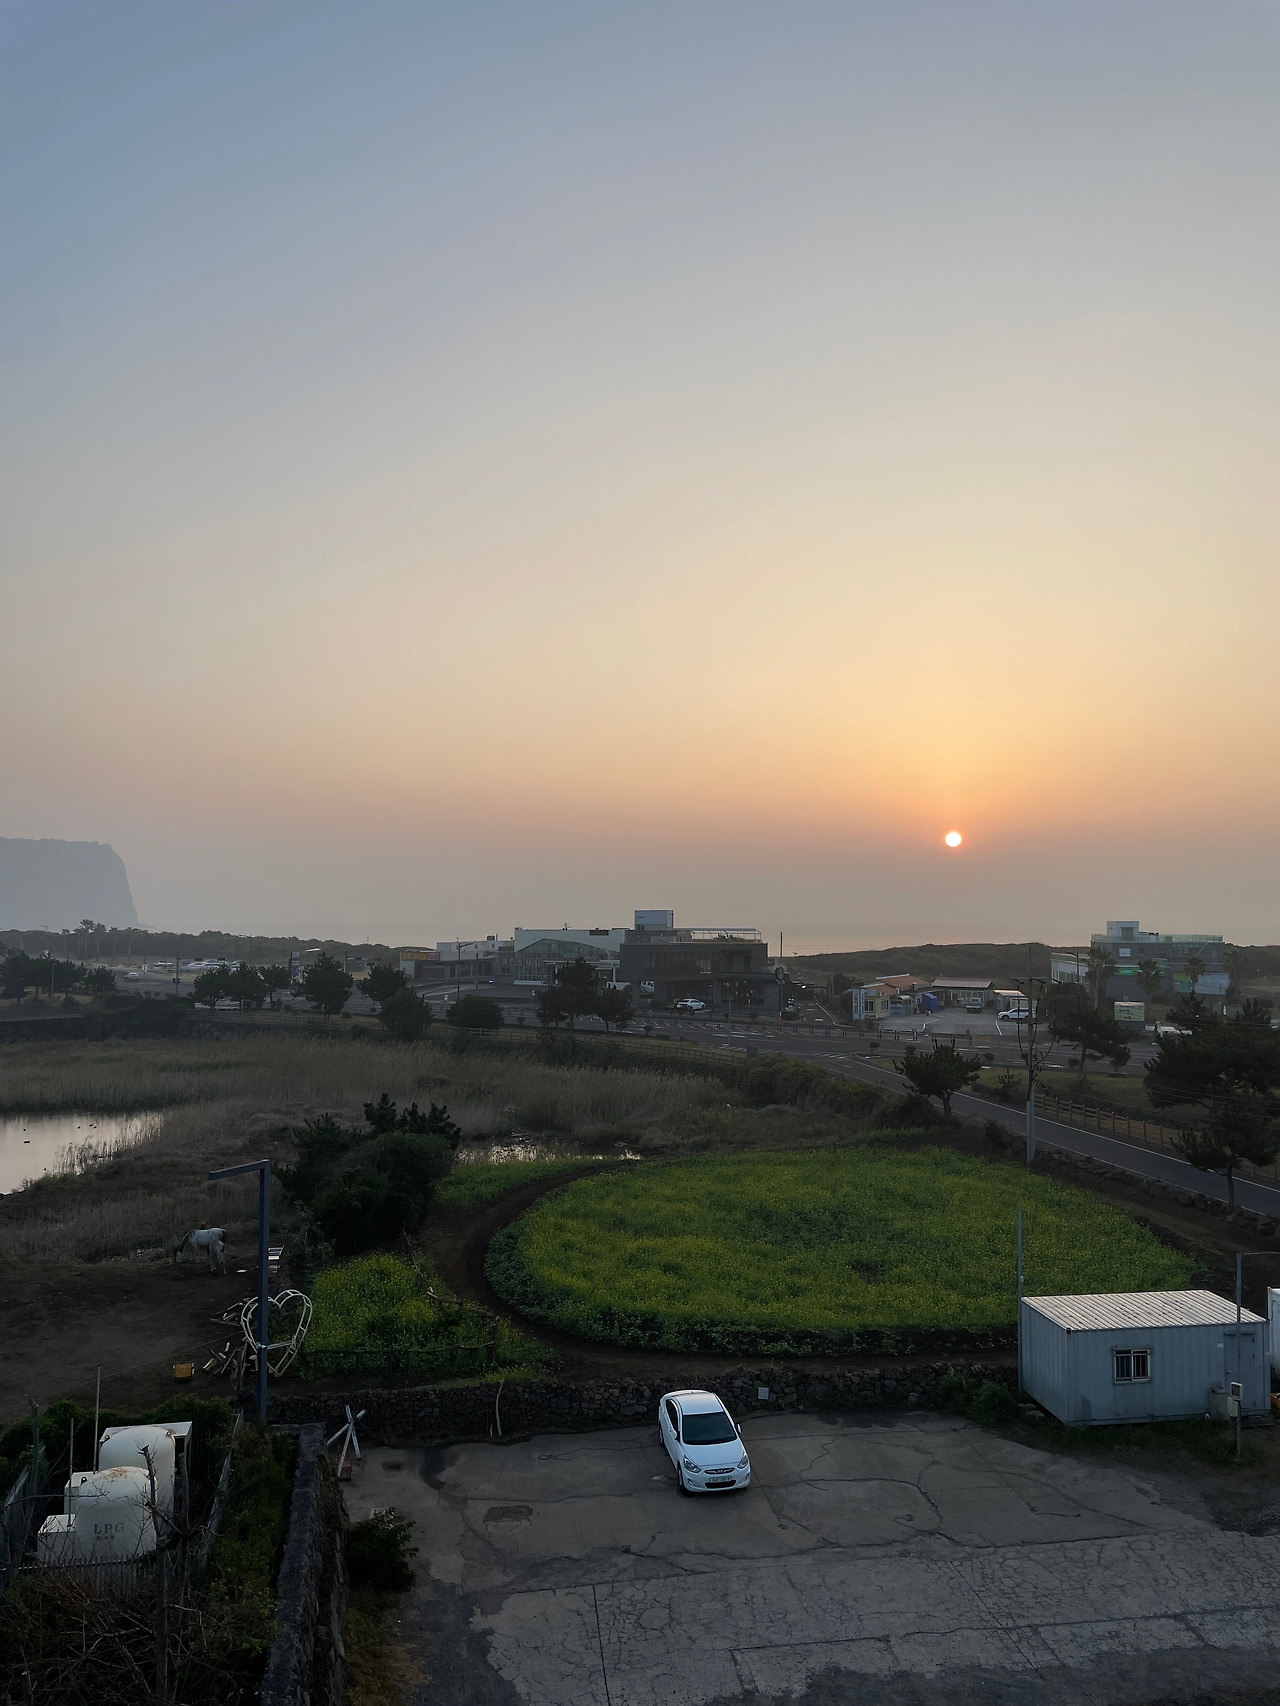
left=681, top=1409, right=736, bottom=1445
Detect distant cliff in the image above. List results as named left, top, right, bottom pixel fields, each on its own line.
left=0, top=839, right=138, bottom=929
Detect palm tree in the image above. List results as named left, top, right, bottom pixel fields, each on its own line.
left=1136, top=958, right=1163, bottom=1002
left=1186, top=952, right=1206, bottom=995
left=1085, top=945, right=1116, bottom=1008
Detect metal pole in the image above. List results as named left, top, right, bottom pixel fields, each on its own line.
left=209, top=1159, right=272, bottom=1422
left=1236, top=1252, right=1243, bottom=1460
left=93, top=1366, right=101, bottom=1469
left=1016, top=1209, right=1024, bottom=1395
left=258, top=1163, right=271, bottom=1423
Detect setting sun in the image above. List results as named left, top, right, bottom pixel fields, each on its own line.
left=944, top=831, right=963, bottom=848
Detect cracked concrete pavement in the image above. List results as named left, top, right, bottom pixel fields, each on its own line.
left=344, top=1411, right=1280, bottom=1704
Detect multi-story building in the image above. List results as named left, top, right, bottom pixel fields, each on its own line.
left=619, top=918, right=781, bottom=1013
left=511, top=926, right=628, bottom=987
left=1052, top=921, right=1228, bottom=999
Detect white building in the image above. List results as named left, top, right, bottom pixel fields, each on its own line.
left=1019, top=1291, right=1268, bottom=1426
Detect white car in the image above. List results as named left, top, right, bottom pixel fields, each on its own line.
left=658, top=1390, right=751, bottom=1493
left=675, top=998, right=706, bottom=1012
left=997, top=1009, right=1030, bottom=1022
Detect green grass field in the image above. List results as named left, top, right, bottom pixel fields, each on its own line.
left=485, top=1147, right=1196, bottom=1356
left=305, top=1252, right=548, bottom=1375
left=432, top=1158, right=613, bottom=1210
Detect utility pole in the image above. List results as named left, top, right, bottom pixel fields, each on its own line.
left=1014, top=946, right=1051, bottom=1165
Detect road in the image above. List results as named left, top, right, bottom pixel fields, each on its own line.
left=345, top=1411, right=1280, bottom=1706
left=633, top=1013, right=1280, bottom=1220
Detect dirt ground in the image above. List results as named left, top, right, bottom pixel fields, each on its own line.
left=0, top=1258, right=255, bottom=1417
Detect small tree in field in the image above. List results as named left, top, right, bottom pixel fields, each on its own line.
left=550, top=958, right=601, bottom=1029
left=595, top=985, right=634, bottom=1031
left=446, top=995, right=504, bottom=1030
left=893, top=1041, right=984, bottom=1117
left=192, top=968, right=230, bottom=1011
left=225, top=965, right=265, bottom=1010
left=364, top=963, right=410, bottom=1011
left=378, top=987, right=432, bottom=1041
left=83, top=966, right=117, bottom=996
left=298, top=952, right=354, bottom=1017
left=1173, top=1092, right=1280, bottom=1211
left=258, top=963, right=291, bottom=1006
left=1055, top=1005, right=1132, bottom=1085
left=536, top=986, right=570, bottom=1028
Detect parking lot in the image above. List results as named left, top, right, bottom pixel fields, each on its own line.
left=344, top=1410, right=1280, bottom=1705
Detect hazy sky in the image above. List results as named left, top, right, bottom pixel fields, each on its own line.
left=4, top=1, right=1278, bottom=950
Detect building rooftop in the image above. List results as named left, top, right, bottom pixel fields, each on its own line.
left=1025, top=1290, right=1263, bottom=1332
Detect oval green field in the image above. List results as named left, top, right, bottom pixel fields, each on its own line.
left=484, top=1148, right=1196, bottom=1355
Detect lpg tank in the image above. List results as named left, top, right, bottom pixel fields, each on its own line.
left=98, top=1424, right=179, bottom=1514
left=67, top=1466, right=156, bottom=1560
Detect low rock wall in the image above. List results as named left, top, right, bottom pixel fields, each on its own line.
left=268, top=1360, right=1016, bottom=1444
left=261, top=1424, right=348, bottom=1706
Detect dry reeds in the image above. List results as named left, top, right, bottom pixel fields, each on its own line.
left=0, top=1034, right=729, bottom=1262
left=0, top=1035, right=722, bottom=1135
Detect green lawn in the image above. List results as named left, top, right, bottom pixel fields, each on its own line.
left=305, top=1252, right=549, bottom=1375
left=485, top=1147, right=1195, bottom=1355
left=433, top=1157, right=613, bottom=1210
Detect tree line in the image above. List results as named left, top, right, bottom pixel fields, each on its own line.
left=892, top=985, right=1280, bottom=1206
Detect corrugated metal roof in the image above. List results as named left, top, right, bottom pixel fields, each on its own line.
left=1024, top=1290, right=1264, bottom=1331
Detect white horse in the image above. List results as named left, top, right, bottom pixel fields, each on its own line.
left=174, top=1224, right=226, bottom=1273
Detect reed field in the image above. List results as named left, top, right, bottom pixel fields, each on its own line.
left=0, top=1034, right=725, bottom=1133
left=485, top=1148, right=1197, bottom=1355
left=0, top=1033, right=737, bottom=1262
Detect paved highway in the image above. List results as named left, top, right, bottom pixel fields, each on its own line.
left=642, top=1012, right=1280, bottom=1219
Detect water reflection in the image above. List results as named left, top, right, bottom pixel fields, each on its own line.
left=0, top=1112, right=157, bottom=1195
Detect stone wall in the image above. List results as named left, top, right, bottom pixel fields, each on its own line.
left=269, top=1360, right=1016, bottom=1445
left=261, top=1424, right=348, bottom=1706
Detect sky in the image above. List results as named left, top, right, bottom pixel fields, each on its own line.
left=3, top=0, right=1278, bottom=951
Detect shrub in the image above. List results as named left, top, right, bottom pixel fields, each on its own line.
left=280, top=1097, right=459, bottom=1256
left=447, top=995, right=505, bottom=1030
left=347, top=1509, right=417, bottom=1591
left=377, top=988, right=432, bottom=1041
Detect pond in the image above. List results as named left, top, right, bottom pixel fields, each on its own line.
left=0, top=1112, right=157, bottom=1195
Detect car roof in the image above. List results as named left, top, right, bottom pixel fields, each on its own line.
left=662, top=1389, right=725, bottom=1413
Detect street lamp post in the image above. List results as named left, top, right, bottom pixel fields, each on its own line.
left=208, top=1159, right=272, bottom=1422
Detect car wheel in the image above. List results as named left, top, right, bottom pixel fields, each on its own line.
left=676, top=1466, right=691, bottom=1496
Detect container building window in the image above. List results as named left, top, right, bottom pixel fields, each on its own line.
left=1113, top=1349, right=1150, bottom=1383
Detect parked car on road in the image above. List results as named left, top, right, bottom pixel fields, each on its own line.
left=658, top=1390, right=750, bottom=1493
left=964, top=1000, right=985, bottom=1013
left=997, top=1008, right=1030, bottom=1022
left=675, top=998, right=706, bottom=1012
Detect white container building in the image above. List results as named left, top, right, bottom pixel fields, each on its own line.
left=1019, top=1291, right=1269, bottom=1426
